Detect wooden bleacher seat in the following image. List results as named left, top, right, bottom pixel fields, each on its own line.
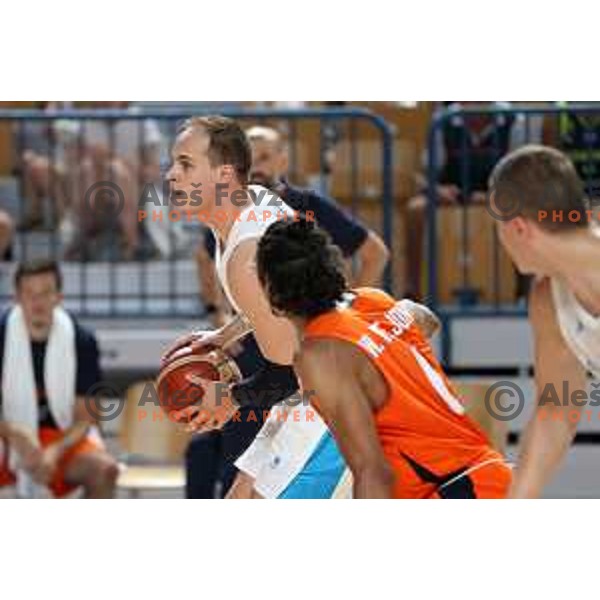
left=433, top=205, right=517, bottom=305
left=330, top=139, right=419, bottom=203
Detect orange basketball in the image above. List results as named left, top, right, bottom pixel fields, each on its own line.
left=156, top=347, right=242, bottom=424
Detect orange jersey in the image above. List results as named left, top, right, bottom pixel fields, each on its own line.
left=304, top=288, right=511, bottom=499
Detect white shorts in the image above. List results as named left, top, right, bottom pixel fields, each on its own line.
left=235, top=403, right=349, bottom=499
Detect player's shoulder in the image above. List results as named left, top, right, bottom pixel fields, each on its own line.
left=246, top=185, right=293, bottom=218
left=295, top=336, right=355, bottom=376
left=230, top=186, right=292, bottom=244
left=354, top=287, right=396, bottom=311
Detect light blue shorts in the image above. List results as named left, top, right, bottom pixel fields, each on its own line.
left=278, top=431, right=347, bottom=499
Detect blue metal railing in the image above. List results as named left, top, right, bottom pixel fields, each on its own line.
left=425, top=103, right=600, bottom=315
left=0, top=106, right=395, bottom=317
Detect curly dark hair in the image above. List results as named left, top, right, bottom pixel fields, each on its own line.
left=257, top=219, right=348, bottom=319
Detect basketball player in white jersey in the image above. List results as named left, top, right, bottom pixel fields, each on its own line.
left=490, top=145, right=600, bottom=498
left=162, top=116, right=352, bottom=499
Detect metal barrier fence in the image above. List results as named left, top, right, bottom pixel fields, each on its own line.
left=425, top=103, right=600, bottom=314
left=0, top=107, right=394, bottom=318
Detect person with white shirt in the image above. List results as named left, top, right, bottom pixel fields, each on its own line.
left=161, top=116, right=351, bottom=499
left=490, top=145, right=600, bottom=498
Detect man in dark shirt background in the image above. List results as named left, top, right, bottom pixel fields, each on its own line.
left=0, top=260, right=118, bottom=498
left=186, top=125, right=390, bottom=499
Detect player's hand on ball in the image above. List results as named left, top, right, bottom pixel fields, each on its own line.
left=161, top=330, right=225, bottom=367
left=171, top=379, right=238, bottom=434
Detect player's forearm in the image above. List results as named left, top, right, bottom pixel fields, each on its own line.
left=217, top=313, right=253, bottom=347
left=510, top=409, right=579, bottom=499
left=353, top=464, right=395, bottom=499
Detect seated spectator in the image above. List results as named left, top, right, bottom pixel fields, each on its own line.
left=0, top=260, right=118, bottom=498
left=544, top=102, right=600, bottom=199
left=0, top=210, right=14, bottom=260
left=68, top=101, right=163, bottom=260
left=17, top=101, right=79, bottom=231
left=406, top=101, right=515, bottom=299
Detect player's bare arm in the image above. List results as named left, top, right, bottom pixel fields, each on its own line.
left=295, top=338, right=395, bottom=499
left=162, top=312, right=252, bottom=365
left=227, top=239, right=297, bottom=366
left=510, top=278, right=588, bottom=498
left=170, top=238, right=297, bottom=433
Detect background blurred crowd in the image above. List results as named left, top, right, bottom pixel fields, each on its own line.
left=1, top=100, right=599, bottom=302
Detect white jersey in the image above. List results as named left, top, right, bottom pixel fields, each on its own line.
left=552, top=277, right=600, bottom=379
left=214, top=185, right=295, bottom=313
left=211, top=185, right=344, bottom=498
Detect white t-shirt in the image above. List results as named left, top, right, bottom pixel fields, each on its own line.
left=211, top=186, right=332, bottom=497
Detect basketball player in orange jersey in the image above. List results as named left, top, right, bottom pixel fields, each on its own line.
left=490, top=145, right=600, bottom=498
left=256, top=219, right=512, bottom=499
